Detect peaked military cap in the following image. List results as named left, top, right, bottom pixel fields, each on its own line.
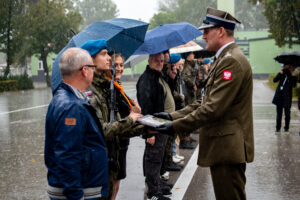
left=198, top=7, right=241, bottom=30
left=168, top=53, right=181, bottom=64
left=80, top=39, right=107, bottom=57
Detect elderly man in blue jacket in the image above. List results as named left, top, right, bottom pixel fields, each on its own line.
left=45, top=47, right=108, bottom=200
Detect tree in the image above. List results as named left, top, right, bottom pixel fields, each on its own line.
left=235, top=0, right=268, bottom=30
left=76, top=0, right=119, bottom=28
left=248, top=0, right=300, bottom=47
left=0, top=0, right=25, bottom=78
left=149, top=0, right=217, bottom=29
left=149, top=12, right=177, bottom=30
left=22, top=0, right=82, bottom=86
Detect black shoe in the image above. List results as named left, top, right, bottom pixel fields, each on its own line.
left=160, top=179, right=173, bottom=189
left=164, top=162, right=182, bottom=171
left=147, top=194, right=171, bottom=200
left=284, top=128, right=289, bottom=132
left=160, top=186, right=172, bottom=197
left=179, top=140, right=196, bottom=149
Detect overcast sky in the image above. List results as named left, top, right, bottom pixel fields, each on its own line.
left=112, top=0, right=158, bottom=22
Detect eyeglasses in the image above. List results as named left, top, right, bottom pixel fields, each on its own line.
left=80, top=65, right=96, bottom=71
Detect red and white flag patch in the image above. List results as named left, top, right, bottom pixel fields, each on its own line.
left=223, top=70, right=232, bottom=81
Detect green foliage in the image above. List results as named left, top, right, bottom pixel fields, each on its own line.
left=76, top=0, right=119, bottom=29
left=0, top=74, right=34, bottom=92
left=248, top=0, right=300, bottom=47
left=21, top=0, right=82, bottom=86
left=0, top=0, right=26, bottom=77
left=0, top=80, right=18, bottom=92
left=152, top=0, right=216, bottom=28
left=149, top=12, right=177, bottom=29
left=235, top=0, right=268, bottom=30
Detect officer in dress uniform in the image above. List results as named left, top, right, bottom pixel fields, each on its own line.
left=155, top=7, right=254, bottom=200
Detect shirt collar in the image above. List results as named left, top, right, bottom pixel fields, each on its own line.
left=215, top=41, right=235, bottom=59
left=65, top=83, right=89, bottom=101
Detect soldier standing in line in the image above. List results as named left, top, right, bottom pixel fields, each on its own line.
left=81, top=39, right=147, bottom=200
left=155, top=7, right=254, bottom=200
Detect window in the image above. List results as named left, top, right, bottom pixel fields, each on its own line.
left=38, top=60, right=43, bottom=70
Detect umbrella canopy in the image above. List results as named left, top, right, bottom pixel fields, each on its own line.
left=133, top=22, right=202, bottom=55
left=274, top=51, right=300, bottom=66
left=194, top=39, right=216, bottom=58
left=51, top=18, right=149, bottom=92
left=170, top=41, right=202, bottom=54
left=124, top=54, right=149, bottom=68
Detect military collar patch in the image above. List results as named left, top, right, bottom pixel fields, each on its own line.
left=85, top=90, right=93, bottom=96
left=223, top=70, right=232, bottom=81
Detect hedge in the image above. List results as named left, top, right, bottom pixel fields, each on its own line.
left=0, top=74, right=34, bottom=92
left=0, top=80, right=18, bottom=92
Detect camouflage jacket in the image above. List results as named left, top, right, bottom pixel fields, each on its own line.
left=88, top=73, right=145, bottom=175
left=182, top=59, right=196, bottom=89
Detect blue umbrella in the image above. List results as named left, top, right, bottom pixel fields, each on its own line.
left=133, top=22, right=202, bottom=55
left=51, top=18, right=149, bottom=92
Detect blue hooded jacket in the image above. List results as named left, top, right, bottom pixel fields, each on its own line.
left=45, top=83, right=108, bottom=199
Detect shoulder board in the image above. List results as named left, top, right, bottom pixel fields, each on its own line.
left=224, top=52, right=232, bottom=58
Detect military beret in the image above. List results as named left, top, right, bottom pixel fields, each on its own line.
left=168, top=53, right=181, bottom=64
left=181, top=52, right=192, bottom=60
left=80, top=39, right=107, bottom=57
left=203, top=58, right=211, bottom=64
left=198, top=7, right=241, bottom=30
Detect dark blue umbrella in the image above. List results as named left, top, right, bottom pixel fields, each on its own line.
left=133, top=22, right=202, bottom=55
left=51, top=18, right=149, bottom=92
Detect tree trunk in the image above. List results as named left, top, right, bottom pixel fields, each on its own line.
left=4, top=0, right=12, bottom=78
left=41, top=49, right=51, bottom=87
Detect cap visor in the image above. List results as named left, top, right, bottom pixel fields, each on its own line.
left=198, top=23, right=216, bottom=30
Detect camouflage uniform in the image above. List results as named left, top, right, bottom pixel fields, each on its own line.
left=88, top=73, right=145, bottom=199
left=182, top=59, right=197, bottom=104
left=195, top=63, right=208, bottom=99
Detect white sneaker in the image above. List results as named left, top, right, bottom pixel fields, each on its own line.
left=174, top=154, right=184, bottom=161
left=161, top=171, right=169, bottom=180
left=172, top=156, right=181, bottom=163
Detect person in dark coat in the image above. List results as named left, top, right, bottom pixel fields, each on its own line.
left=136, top=53, right=174, bottom=200
left=272, top=64, right=297, bottom=132
left=45, top=48, right=109, bottom=200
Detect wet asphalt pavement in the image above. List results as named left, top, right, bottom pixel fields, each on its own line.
left=0, top=79, right=299, bottom=200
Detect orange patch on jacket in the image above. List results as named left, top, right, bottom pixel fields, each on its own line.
left=65, top=118, right=76, bottom=126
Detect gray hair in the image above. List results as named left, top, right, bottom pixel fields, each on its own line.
left=59, top=47, right=92, bottom=78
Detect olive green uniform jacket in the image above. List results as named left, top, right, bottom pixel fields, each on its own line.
left=170, top=43, right=254, bottom=167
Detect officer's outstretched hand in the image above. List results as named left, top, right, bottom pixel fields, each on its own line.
left=153, top=112, right=172, bottom=120
left=156, top=122, right=174, bottom=136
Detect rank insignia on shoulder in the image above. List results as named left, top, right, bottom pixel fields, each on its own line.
left=85, top=90, right=93, bottom=96
left=223, top=70, right=232, bottom=81
left=65, top=118, right=76, bottom=126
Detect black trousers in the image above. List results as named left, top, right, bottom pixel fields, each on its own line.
left=276, top=105, right=291, bottom=130
left=210, top=163, right=246, bottom=200
left=143, top=134, right=168, bottom=197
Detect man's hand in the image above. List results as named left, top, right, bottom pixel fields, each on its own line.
left=147, top=136, right=155, bottom=146
left=180, top=94, right=185, bottom=102
left=153, top=112, right=172, bottom=120
left=129, top=112, right=143, bottom=123
left=156, top=122, right=174, bottom=135
left=193, top=84, right=197, bottom=91
left=131, top=99, right=142, bottom=114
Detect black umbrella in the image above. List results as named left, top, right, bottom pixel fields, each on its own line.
left=274, top=51, right=300, bottom=66
left=194, top=39, right=216, bottom=58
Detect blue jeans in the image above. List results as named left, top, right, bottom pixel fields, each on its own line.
left=173, top=139, right=177, bottom=156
